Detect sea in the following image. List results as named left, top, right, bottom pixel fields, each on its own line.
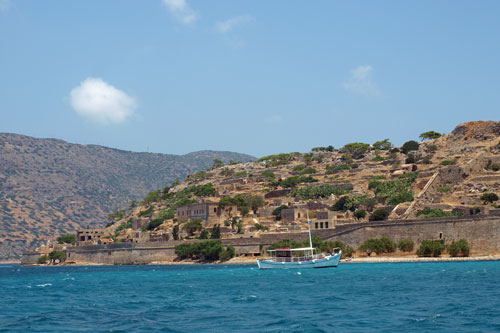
left=1, top=261, right=500, bottom=332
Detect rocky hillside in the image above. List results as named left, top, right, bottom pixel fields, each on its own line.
left=105, top=121, right=500, bottom=244
left=0, top=133, right=255, bottom=259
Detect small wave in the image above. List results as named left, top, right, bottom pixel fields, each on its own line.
left=36, top=283, right=52, bottom=287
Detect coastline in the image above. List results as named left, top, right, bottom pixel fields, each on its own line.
left=16, top=254, right=500, bottom=267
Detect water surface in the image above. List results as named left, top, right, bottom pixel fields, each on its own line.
left=1, top=261, right=500, bottom=332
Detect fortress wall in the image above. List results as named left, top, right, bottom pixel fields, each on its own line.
left=327, top=216, right=500, bottom=253
left=25, top=216, right=500, bottom=265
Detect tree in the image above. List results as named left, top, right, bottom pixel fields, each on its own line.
left=57, top=234, right=76, bottom=245
left=272, top=205, right=289, bottom=220
left=480, top=192, right=498, bottom=204
left=210, top=224, right=221, bottom=239
left=172, top=224, right=179, bottom=240
left=419, top=131, right=442, bottom=140
left=212, top=158, right=224, bottom=169
left=342, top=142, right=370, bottom=159
left=199, top=229, right=209, bottom=239
left=369, top=208, right=389, bottom=221
left=401, top=140, right=420, bottom=154
left=372, top=139, right=392, bottom=150
left=245, top=195, right=265, bottom=214
left=447, top=239, right=470, bottom=257
left=48, top=250, right=67, bottom=263
left=416, top=240, right=444, bottom=257
left=182, top=219, right=203, bottom=236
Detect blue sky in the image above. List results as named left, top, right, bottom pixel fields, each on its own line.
left=1, top=1, right=499, bottom=157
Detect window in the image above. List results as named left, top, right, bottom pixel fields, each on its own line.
left=214, top=207, right=217, bottom=213
left=320, top=222, right=324, bottom=229
left=315, top=222, right=318, bottom=229
left=298, top=213, right=301, bottom=218
left=325, top=222, right=329, bottom=229
left=439, top=232, right=443, bottom=239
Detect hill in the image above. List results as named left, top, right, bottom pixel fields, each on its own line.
left=102, top=121, right=500, bottom=248
left=0, top=133, right=255, bottom=259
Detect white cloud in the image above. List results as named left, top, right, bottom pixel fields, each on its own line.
left=70, top=78, right=137, bottom=125
left=162, top=0, right=198, bottom=25
left=215, top=15, right=254, bottom=33
left=0, top=0, right=11, bottom=12
left=342, top=65, right=380, bottom=97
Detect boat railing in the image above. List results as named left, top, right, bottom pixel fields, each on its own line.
left=273, top=254, right=325, bottom=262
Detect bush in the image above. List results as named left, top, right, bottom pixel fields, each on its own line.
left=368, top=173, right=417, bottom=205
left=258, top=153, right=293, bottom=166
left=372, top=155, right=384, bottom=162
left=175, top=240, right=227, bottom=261
left=332, top=195, right=366, bottom=212
left=492, top=164, right=500, bottom=172
left=37, top=255, right=49, bottom=264
left=254, top=223, right=269, bottom=231
left=57, top=234, right=76, bottom=245
left=369, top=208, right=389, bottom=221
left=210, top=224, right=221, bottom=239
left=116, top=219, right=133, bottom=233
left=291, top=185, right=349, bottom=200
left=401, top=140, right=419, bottom=154
left=416, top=240, right=444, bottom=257
left=447, top=239, right=470, bottom=257
left=480, top=192, right=499, bottom=204
left=48, top=250, right=67, bottom=262
left=261, top=170, right=275, bottom=181
left=440, top=160, right=457, bottom=166
left=325, top=240, right=355, bottom=257
left=326, top=164, right=350, bottom=174
left=358, top=238, right=396, bottom=255
left=354, top=209, right=367, bottom=219
left=272, top=205, right=289, bottom=220
left=139, top=206, right=154, bottom=217
left=182, top=219, right=203, bottom=236
left=437, top=186, right=453, bottom=193
left=416, top=207, right=461, bottom=219
left=220, top=246, right=236, bottom=262
left=398, top=239, right=414, bottom=252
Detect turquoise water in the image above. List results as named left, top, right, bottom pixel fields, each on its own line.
left=2, top=261, right=500, bottom=332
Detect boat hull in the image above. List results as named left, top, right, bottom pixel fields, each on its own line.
left=256, top=252, right=341, bottom=269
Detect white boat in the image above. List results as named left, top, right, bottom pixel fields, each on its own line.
left=257, top=211, right=342, bottom=269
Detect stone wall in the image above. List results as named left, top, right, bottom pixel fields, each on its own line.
left=326, top=215, right=500, bottom=253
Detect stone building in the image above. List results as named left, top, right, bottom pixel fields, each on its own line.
left=176, top=202, right=238, bottom=226
left=77, top=229, right=105, bottom=245
left=312, top=211, right=335, bottom=230
left=281, top=208, right=307, bottom=223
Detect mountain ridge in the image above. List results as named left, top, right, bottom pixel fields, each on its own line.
left=0, top=132, right=255, bottom=259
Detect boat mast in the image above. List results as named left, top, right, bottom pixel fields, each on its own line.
left=306, top=210, right=313, bottom=256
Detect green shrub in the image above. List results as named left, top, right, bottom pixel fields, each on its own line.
left=220, top=246, right=236, bottom=262
left=175, top=240, right=230, bottom=261
left=422, top=156, right=432, bottom=164
left=261, top=170, right=275, bottom=181
left=398, top=239, right=414, bottom=252
left=258, top=153, right=293, bottom=166
left=481, top=192, right=499, bottom=204
left=372, top=155, right=384, bottom=162
left=325, top=240, right=355, bottom=257
left=492, top=164, right=500, bottom=172
left=447, top=239, right=470, bottom=257
left=210, top=224, right=221, bottom=239
left=116, top=219, right=133, bottom=233
left=416, top=240, right=444, bottom=257
left=428, top=144, right=438, bottom=151
left=199, top=230, right=209, bottom=239
left=401, top=140, right=419, bottom=154
left=254, top=223, right=269, bottom=231
left=358, top=238, right=396, bottom=255
left=37, top=255, right=49, bottom=264
left=437, top=186, right=453, bottom=193
left=369, top=208, right=389, bottom=221
left=416, top=207, right=460, bottom=219
left=293, top=164, right=306, bottom=172
left=272, top=205, right=289, bottom=220
left=57, top=234, right=76, bottom=245
left=139, top=206, right=155, bottom=217
left=332, top=195, right=366, bottom=212
left=234, top=171, right=247, bottom=178
left=182, top=219, right=203, bottom=236
left=141, top=190, right=161, bottom=206
left=368, top=173, right=417, bottom=205
left=326, top=164, right=350, bottom=174
left=291, top=185, right=349, bottom=200
left=440, top=160, right=457, bottom=166
left=300, top=167, right=317, bottom=175
left=354, top=209, right=367, bottom=219
left=48, top=250, right=67, bottom=262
